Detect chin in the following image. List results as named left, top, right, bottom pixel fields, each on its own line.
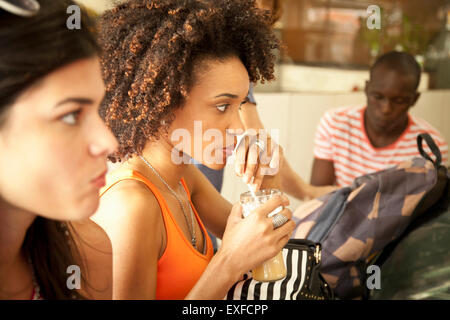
left=370, top=121, right=388, bottom=133
left=66, top=197, right=100, bottom=221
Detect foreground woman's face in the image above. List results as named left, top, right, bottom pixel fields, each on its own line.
left=0, top=57, right=118, bottom=220
left=168, top=55, right=249, bottom=170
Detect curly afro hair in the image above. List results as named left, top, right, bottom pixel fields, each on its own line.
left=99, top=0, right=280, bottom=162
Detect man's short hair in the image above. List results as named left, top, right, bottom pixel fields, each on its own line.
left=370, top=51, right=421, bottom=91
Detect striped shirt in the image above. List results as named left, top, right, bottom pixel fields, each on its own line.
left=313, top=105, right=449, bottom=186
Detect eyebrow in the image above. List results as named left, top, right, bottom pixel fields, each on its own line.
left=214, top=93, right=239, bottom=99
left=53, top=97, right=94, bottom=109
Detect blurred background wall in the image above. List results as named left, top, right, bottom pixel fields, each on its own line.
left=75, top=0, right=118, bottom=13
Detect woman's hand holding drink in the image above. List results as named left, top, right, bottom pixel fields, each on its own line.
left=218, top=194, right=294, bottom=283
left=240, top=189, right=289, bottom=281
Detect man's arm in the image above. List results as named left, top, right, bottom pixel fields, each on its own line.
left=310, top=158, right=336, bottom=186
left=281, top=159, right=338, bottom=200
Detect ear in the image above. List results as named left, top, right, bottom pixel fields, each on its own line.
left=364, top=80, right=370, bottom=95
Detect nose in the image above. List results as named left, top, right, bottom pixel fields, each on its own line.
left=227, top=107, right=245, bottom=134
left=88, top=115, right=119, bottom=157
left=379, top=98, right=393, bottom=116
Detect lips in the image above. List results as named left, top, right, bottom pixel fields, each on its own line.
left=375, top=117, right=393, bottom=129
left=91, top=170, right=107, bottom=189
left=222, top=145, right=235, bottom=157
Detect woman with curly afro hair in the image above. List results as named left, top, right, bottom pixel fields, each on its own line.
left=80, top=0, right=296, bottom=299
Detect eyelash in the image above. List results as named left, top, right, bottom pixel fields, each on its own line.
left=60, top=109, right=82, bottom=125
left=216, top=99, right=248, bottom=113
left=239, top=98, right=249, bottom=109
left=216, top=104, right=230, bottom=112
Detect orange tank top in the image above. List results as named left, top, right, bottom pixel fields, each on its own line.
left=100, top=168, right=214, bottom=300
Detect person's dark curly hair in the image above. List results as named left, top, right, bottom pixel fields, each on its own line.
left=98, top=0, right=280, bottom=162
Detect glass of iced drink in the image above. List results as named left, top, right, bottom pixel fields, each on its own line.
left=240, top=189, right=287, bottom=282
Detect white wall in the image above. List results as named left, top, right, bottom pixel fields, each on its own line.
left=220, top=90, right=450, bottom=209
left=277, top=64, right=430, bottom=93
left=75, top=0, right=119, bottom=13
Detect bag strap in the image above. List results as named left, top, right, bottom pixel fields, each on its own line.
left=417, top=133, right=442, bottom=168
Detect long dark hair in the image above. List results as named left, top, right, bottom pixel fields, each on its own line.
left=0, top=0, right=99, bottom=299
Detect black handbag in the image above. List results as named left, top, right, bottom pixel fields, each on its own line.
left=226, top=239, right=334, bottom=300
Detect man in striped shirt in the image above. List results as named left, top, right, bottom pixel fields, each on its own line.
left=311, top=51, right=449, bottom=187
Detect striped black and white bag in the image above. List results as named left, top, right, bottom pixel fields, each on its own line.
left=226, top=239, right=334, bottom=300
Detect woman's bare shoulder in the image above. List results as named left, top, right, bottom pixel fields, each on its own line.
left=86, top=178, right=163, bottom=299
left=91, top=179, right=164, bottom=240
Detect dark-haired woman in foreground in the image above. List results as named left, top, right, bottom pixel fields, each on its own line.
left=0, top=0, right=117, bottom=299
left=81, top=0, right=295, bottom=300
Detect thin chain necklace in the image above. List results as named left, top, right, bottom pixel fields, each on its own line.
left=139, top=155, right=197, bottom=249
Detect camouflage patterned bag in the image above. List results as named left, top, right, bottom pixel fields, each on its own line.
left=292, top=133, right=448, bottom=299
